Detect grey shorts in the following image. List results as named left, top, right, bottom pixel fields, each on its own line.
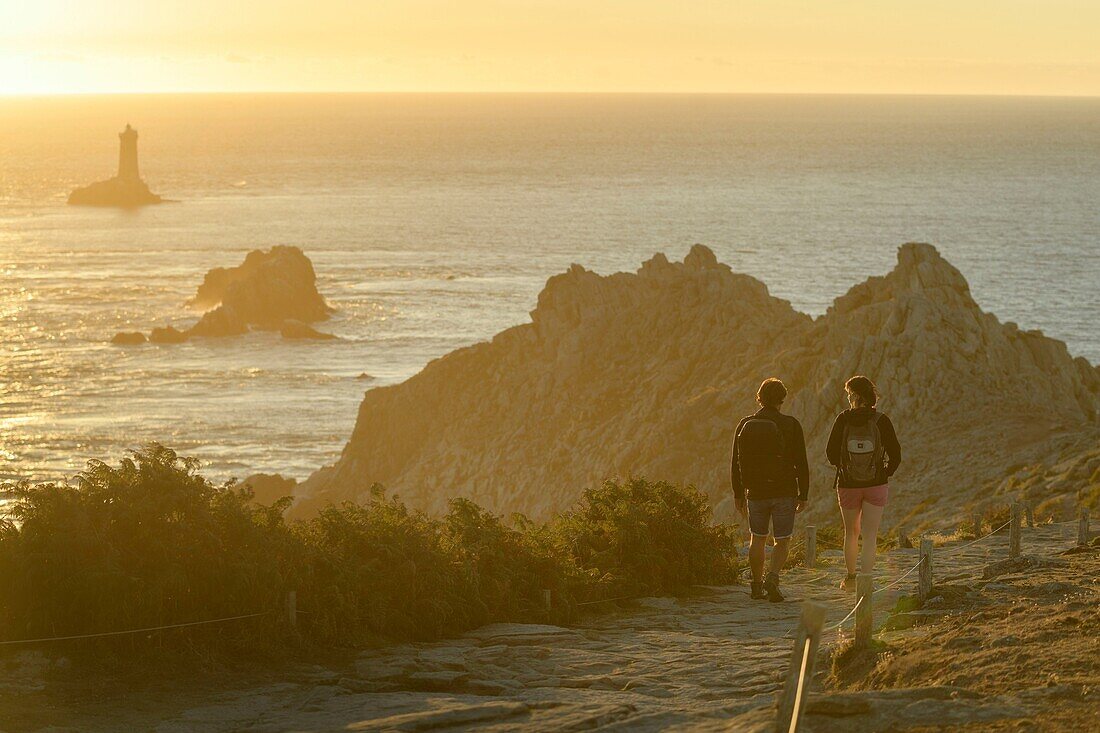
left=748, top=497, right=797, bottom=539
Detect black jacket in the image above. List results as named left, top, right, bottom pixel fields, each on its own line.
left=730, top=407, right=810, bottom=504
left=826, top=407, right=901, bottom=488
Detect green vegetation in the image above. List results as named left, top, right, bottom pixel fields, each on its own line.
left=0, top=445, right=737, bottom=656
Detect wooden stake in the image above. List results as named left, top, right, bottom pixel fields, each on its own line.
left=918, top=538, right=933, bottom=602
left=972, top=512, right=983, bottom=539
left=542, top=589, right=552, bottom=612
left=855, top=574, right=873, bottom=647
left=898, top=526, right=912, bottom=549
left=1024, top=502, right=1034, bottom=528
left=1009, top=504, right=1022, bottom=558
left=285, top=590, right=297, bottom=628
left=805, top=525, right=816, bottom=568
left=1079, top=507, right=1091, bottom=547
left=775, top=601, right=827, bottom=733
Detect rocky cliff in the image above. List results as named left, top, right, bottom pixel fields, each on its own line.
left=295, top=244, right=1100, bottom=530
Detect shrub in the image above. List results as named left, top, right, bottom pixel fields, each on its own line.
left=0, top=446, right=738, bottom=658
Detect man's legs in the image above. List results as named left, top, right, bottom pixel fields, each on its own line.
left=746, top=500, right=771, bottom=599
left=749, top=533, right=767, bottom=584
left=762, top=498, right=796, bottom=602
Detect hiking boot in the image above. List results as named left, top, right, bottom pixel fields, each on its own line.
left=840, top=573, right=858, bottom=592
left=750, top=581, right=767, bottom=600
left=764, top=573, right=784, bottom=603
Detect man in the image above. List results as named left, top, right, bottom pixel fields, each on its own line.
left=730, top=378, right=809, bottom=602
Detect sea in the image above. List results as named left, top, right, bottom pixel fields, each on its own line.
left=1, top=94, right=1098, bottom=486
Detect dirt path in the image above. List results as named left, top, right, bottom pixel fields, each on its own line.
left=4, top=522, right=1088, bottom=732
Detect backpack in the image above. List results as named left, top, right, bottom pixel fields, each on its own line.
left=736, top=415, right=792, bottom=493
left=842, top=412, right=884, bottom=483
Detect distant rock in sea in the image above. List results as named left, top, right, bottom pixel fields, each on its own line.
left=293, top=243, right=1100, bottom=529
left=68, top=124, right=164, bottom=207
left=241, top=473, right=298, bottom=506
left=113, top=246, right=334, bottom=344
left=110, top=331, right=146, bottom=345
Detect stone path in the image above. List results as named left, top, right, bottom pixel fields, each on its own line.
left=138, top=522, right=1086, bottom=731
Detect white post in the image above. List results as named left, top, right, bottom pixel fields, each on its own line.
left=775, top=601, right=827, bottom=733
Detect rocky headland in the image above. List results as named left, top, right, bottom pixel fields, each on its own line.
left=112, top=246, right=336, bottom=344
left=295, top=243, right=1100, bottom=529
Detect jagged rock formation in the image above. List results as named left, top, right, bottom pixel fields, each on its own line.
left=295, top=243, right=1100, bottom=529
left=68, top=124, right=163, bottom=207
left=112, top=246, right=335, bottom=344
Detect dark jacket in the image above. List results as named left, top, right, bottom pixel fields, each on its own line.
left=731, top=407, right=810, bottom=504
left=826, top=407, right=901, bottom=488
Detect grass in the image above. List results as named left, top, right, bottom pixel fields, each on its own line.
left=0, top=445, right=738, bottom=661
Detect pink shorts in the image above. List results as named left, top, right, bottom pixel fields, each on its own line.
left=837, top=485, right=889, bottom=510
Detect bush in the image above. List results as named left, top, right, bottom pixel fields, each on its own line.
left=0, top=446, right=738, bottom=658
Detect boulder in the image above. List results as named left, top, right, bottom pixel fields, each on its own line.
left=241, top=473, right=298, bottom=505
left=293, top=242, right=1100, bottom=524
left=187, top=305, right=249, bottom=338
left=280, top=319, right=337, bottom=340
left=148, top=326, right=188, bottom=344
left=111, top=331, right=146, bottom=345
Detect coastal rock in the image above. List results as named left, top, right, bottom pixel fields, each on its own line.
left=294, top=242, right=1100, bottom=526
left=188, top=246, right=332, bottom=327
left=241, top=473, right=298, bottom=505
left=149, top=326, right=188, bottom=344
left=187, top=305, right=248, bottom=338
left=280, top=319, right=337, bottom=340
left=111, top=331, right=146, bottom=345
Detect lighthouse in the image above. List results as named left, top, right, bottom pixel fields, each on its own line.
left=68, top=123, right=163, bottom=206
left=118, top=123, right=140, bottom=181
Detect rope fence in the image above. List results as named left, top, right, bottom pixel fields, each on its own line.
left=0, top=611, right=271, bottom=647
left=776, top=499, right=1092, bottom=732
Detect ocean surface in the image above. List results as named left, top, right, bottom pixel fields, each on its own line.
left=1, top=94, right=1098, bottom=484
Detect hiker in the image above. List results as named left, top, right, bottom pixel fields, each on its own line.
left=826, top=375, right=901, bottom=591
left=731, top=378, right=809, bottom=602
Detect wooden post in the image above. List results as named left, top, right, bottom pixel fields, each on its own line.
left=542, top=589, right=552, bottom=612
left=855, top=573, right=873, bottom=647
left=1079, top=507, right=1091, bottom=547
left=775, top=601, right=827, bottom=733
left=898, top=526, right=912, bottom=549
left=1024, top=502, right=1034, bottom=528
left=972, top=512, right=983, bottom=539
left=1009, top=503, right=1022, bottom=558
left=918, top=538, right=933, bottom=602
left=804, top=525, right=816, bottom=568
left=285, top=590, right=297, bottom=628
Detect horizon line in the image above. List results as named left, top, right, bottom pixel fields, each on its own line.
left=3, top=90, right=1100, bottom=100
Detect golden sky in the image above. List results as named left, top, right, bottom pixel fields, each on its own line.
left=3, top=0, right=1099, bottom=95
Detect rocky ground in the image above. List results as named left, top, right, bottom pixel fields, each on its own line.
left=1, top=521, right=1092, bottom=732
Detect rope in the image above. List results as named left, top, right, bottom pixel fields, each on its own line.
left=872, top=556, right=925, bottom=596
left=576, top=595, right=635, bottom=607
left=825, top=595, right=863, bottom=632
left=942, top=518, right=1012, bottom=555
left=0, top=611, right=270, bottom=646
left=788, top=636, right=812, bottom=733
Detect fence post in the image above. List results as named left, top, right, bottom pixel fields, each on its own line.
left=855, top=574, right=873, bottom=647
left=1079, top=507, right=1091, bottom=547
left=918, top=538, right=933, bottom=602
left=542, top=589, right=553, bottom=613
left=1024, top=502, right=1034, bottom=528
left=1009, top=504, right=1022, bottom=558
left=775, top=601, right=827, bottom=733
left=972, top=511, right=983, bottom=539
left=805, top=525, right=816, bottom=568
left=898, top=526, right=912, bottom=549
left=285, top=590, right=297, bottom=628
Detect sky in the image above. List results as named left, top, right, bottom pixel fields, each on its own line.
left=2, top=0, right=1099, bottom=95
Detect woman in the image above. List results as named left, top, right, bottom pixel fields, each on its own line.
left=826, top=375, right=901, bottom=591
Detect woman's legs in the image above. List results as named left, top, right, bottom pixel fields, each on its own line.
left=840, top=506, right=861, bottom=576
left=858, top=502, right=886, bottom=574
